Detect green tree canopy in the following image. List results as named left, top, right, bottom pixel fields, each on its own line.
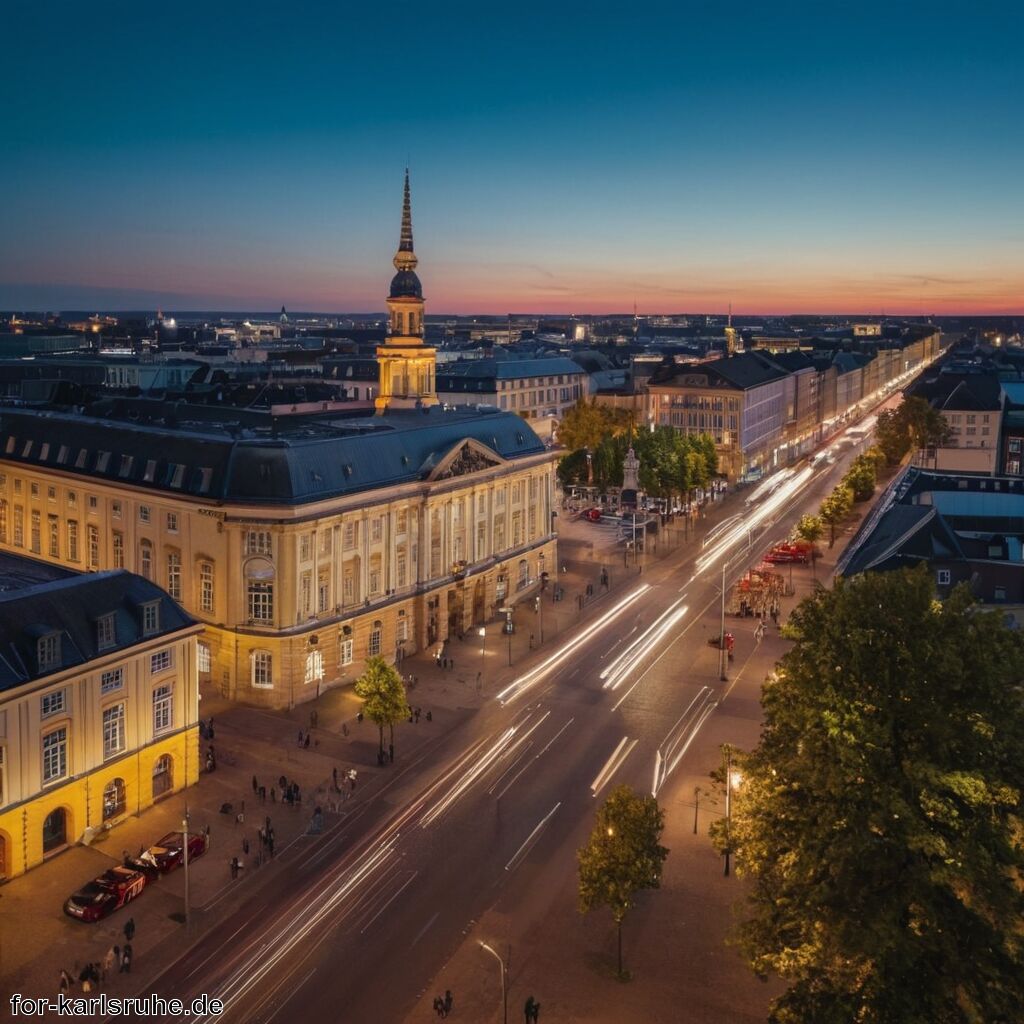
left=578, top=784, right=669, bottom=978
left=842, top=453, right=877, bottom=502
left=795, top=514, right=823, bottom=544
left=557, top=400, right=630, bottom=453
left=819, top=485, right=853, bottom=547
left=875, top=396, right=952, bottom=466
left=353, top=655, right=410, bottom=758
left=721, top=566, right=1024, bottom=1024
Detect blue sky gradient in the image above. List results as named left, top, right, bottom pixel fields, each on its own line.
left=2, top=1, right=1021, bottom=313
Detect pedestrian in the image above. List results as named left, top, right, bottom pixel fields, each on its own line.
left=268, top=833, right=275, bottom=857
left=279, top=774, right=287, bottom=790
left=252, top=774, right=258, bottom=794
left=79, top=965, right=92, bottom=993
left=532, top=1000, right=540, bottom=1022
left=230, top=856, right=239, bottom=879
left=124, top=916, right=135, bottom=942
left=357, top=711, right=363, bottom=723
left=59, top=968, right=73, bottom=994
left=120, top=945, right=132, bottom=974
left=333, top=766, right=338, bottom=789
left=242, top=837, right=250, bottom=855
left=297, top=729, right=304, bottom=747
left=524, top=996, right=536, bottom=1023
left=450, top=658, right=455, bottom=671
left=304, top=733, right=311, bottom=749
left=389, top=742, right=394, bottom=764
left=271, top=786, right=276, bottom=802
left=444, top=989, right=453, bottom=1016
left=260, top=785, right=267, bottom=802
left=433, top=995, right=444, bottom=1018
left=415, top=707, right=421, bottom=722
left=103, top=946, right=117, bottom=980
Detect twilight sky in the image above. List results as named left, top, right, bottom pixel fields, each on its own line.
left=2, top=1, right=1022, bottom=315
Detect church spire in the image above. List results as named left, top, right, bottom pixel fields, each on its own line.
left=394, top=168, right=417, bottom=272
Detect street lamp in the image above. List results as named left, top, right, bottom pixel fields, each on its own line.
left=479, top=942, right=508, bottom=1024
left=182, top=806, right=191, bottom=930
left=724, top=749, right=742, bottom=877
left=478, top=626, right=486, bottom=687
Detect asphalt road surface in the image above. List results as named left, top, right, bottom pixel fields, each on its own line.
left=148, top=395, right=900, bottom=1024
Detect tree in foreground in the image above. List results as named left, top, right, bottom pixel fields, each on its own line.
left=578, top=784, right=668, bottom=979
left=818, top=485, right=853, bottom=547
left=721, top=566, right=1024, bottom=1024
left=353, top=656, right=410, bottom=761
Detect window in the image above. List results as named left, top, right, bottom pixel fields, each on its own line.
left=318, top=571, right=330, bottom=613
left=48, top=515, right=59, bottom=557
left=112, top=501, right=122, bottom=519
left=1010, top=439, right=1022, bottom=454
left=13, top=505, right=23, bottom=547
left=369, top=555, right=382, bottom=596
left=397, top=550, right=407, bottom=588
left=0, top=500, right=6, bottom=543
left=150, top=649, right=173, bottom=674
left=139, top=505, right=151, bottom=524
left=38, top=633, right=61, bottom=672
left=101, top=668, right=124, bottom=694
left=397, top=509, right=408, bottom=533
left=305, top=650, right=324, bottom=684
left=67, top=520, right=78, bottom=561
left=42, top=728, right=68, bottom=784
left=118, top=455, right=134, bottom=478
left=41, top=688, right=66, bottom=717
left=994, top=586, right=1007, bottom=602
left=139, top=540, right=153, bottom=579
left=166, top=512, right=178, bottom=532
left=142, top=600, right=160, bottom=635
left=248, top=582, right=274, bottom=623
left=340, top=637, right=353, bottom=666
left=31, top=510, right=40, bottom=553
left=937, top=569, right=951, bottom=586
left=199, top=562, right=214, bottom=612
left=102, top=778, right=126, bottom=820
left=245, top=530, right=272, bottom=555
left=343, top=521, right=356, bottom=549
left=88, top=495, right=98, bottom=510
left=152, top=754, right=173, bottom=798
left=103, top=703, right=126, bottom=758
left=96, top=613, right=117, bottom=650
left=397, top=612, right=408, bottom=643
left=153, top=684, right=173, bottom=733
left=113, top=531, right=124, bottom=568
left=166, top=550, right=181, bottom=600
left=197, top=641, right=211, bottom=673
left=251, top=650, right=273, bottom=688
left=30, top=481, right=39, bottom=497
left=300, top=533, right=312, bottom=562
left=87, top=525, right=99, bottom=569
left=319, top=529, right=332, bottom=556
left=300, top=572, right=312, bottom=615
left=343, top=571, right=355, bottom=605
left=368, top=621, right=383, bottom=657
left=143, top=459, right=157, bottom=482
left=47, top=485, right=56, bottom=502
left=371, top=517, right=383, bottom=542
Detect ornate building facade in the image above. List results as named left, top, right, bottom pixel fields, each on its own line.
left=0, top=177, right=558, bottom=708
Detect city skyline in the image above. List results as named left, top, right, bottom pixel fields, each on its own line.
left=2, top=2, right=1022, bottom=315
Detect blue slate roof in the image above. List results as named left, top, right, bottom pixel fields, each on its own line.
left=0, top=556, right=196, bottom=691
left=437, top=357, right=586, bottom=385
left=0, top=400, right=547, bottom=506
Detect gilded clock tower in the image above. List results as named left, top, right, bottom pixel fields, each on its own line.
left=375, top=170, right=438, bottom=410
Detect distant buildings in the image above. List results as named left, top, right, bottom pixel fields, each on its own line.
left=0, top=553, right=200, bottom=879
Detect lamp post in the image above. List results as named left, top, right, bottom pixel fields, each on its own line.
left=479, top=626, right=486, bottom=683
left=719, top=559, right=728, bottom=682
left=723, top=750, right=742, bottom=876
left=479, top=942, right=508, bottom=1024
left=182, top=806, right=191, bottom=930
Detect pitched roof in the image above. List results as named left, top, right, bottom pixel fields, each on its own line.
left=649, top=352, right=788, bottom=390
left=0, top=558, right=196, bottom=691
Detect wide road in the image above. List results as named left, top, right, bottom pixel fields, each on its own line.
left=153, top=393, right=901, bottom=1024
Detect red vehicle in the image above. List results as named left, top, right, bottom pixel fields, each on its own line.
left=708, top=632, right=735, bottom=658
left=126, top=830, right=208, bottom=877
left=583, top=508, right=603, bottom=522
left=64, top=866, right=147, bottom=922
left=764, top=543, right=811, bottom=564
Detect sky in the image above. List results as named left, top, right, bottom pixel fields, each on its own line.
left=1, top=1, right=1022, bottom=316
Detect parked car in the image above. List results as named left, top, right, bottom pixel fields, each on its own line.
left=64, top=866, right=147, bottom=922
left=126, top=831, right=208, bottom=877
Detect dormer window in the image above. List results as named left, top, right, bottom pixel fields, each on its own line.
left=96, top=613, right=117, bottom=651
left=95, top=451, right=110, bottom=472
left=37, top=632, right=62, bottom=672
left=119, top=455, right=134, bottom=478
left=142, top=601, right=160, bottom=635
left=143, top=460, right=157, bottom=482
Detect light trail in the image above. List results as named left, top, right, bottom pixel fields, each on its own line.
left=651, top=687, right=718, bottom=797
left=599, top=600, right=689, bottom=691
left=590, top=736, right=638, bottom=796
left=694, top=465, right=816, bottom=578
left=505, top=801, right=562, bottom=873
left=495, top=584, right=651, bottom=704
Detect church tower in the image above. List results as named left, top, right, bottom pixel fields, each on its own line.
left=375, top=170, right=438, bottom=411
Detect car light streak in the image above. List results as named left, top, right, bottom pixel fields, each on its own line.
left=652, top=688, right=718, bottom=797
left=419, top=726, right=518, bottom=827
left=504, top=802, right=562, bottom=873
left=600, top=600, right=689, bottom=690
left=590, top=736, right=638, bottom=796
left=695, top=466, right=815, bottom=578
left=496, top=584, right=651, bottom=704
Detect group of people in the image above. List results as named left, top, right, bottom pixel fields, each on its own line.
left=432, top=989, right=454, bottom=1017
left=296, top=730, right=316, bottom=749
left=60, top=920, right=136, bottom=996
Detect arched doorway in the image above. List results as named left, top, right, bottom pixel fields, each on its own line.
left=42, top=807, right=67, bottom=854
left=152, top=754, right=173, bottom=800
left=103, top=778, right=126, bottom=820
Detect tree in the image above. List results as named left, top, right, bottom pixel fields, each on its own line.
left=842, top=453, right=877, bottom=502
left=795, top=514, right=823, bottom=545
left=353, top=656, right=410, bottom=760
left=578, top=784, right=669, bottom=979
left=875, top=397, right=952, bottom=466
left=556, top=400, right=629, bottom=453
left=819, top=485, right=853, bottom=547
left=719, top=566, right=1024, bottom=1024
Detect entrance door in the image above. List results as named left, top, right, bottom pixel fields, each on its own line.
left=446, top=589, right=463, bottom=639
left=42, top=807, right=66, bottom=854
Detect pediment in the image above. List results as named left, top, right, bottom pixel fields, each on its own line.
left=425, top=439, right=506, bottom=481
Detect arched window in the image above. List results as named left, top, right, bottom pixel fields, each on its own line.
left=251, top=650, right=273, bottom=689
left=305, top=649, right=323, bottom=684
left=368, top=620, right=383, bottom=657
left=42, top=807, right=67, bottom=853
left=245, top=557, right=275, bottom=623
left=152, top=754, right=173, bottom=799
left=102, top=778, right=126, bottom=820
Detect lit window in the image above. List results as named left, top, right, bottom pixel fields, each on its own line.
left=150, top=649, right=173, bottom=674
left=396, top=611, right=408, bottom=642
left=48, top=515, right=59, bottom=557
left=251, top=650, right=273, bottom=688
left=166, top=550, right=181, bottom=600
left=199, top=562, right=214, bottom=612
left=153, top=684, right=173, bottom=733
left=42, top=728, right=68, bottom=784
left=248, top=582, right=274, bottom=623
left=113, top=531, right=124, bottom=568
left=340, top=637, right=353, bottom=666
left=87, top=524, right=99, bottom=569
left=103, top=703, right=126, bottom=758
left=197, top=641, right=211, bottom=673
left=67, top=520, right=78, bottom=561
left=245, top=530, right=272, bottom=555
left=305, top=650, right=324, bottom=684
left=937, top=569, right=951, bottom=586
left=368, top=621, right=383, bottom=657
